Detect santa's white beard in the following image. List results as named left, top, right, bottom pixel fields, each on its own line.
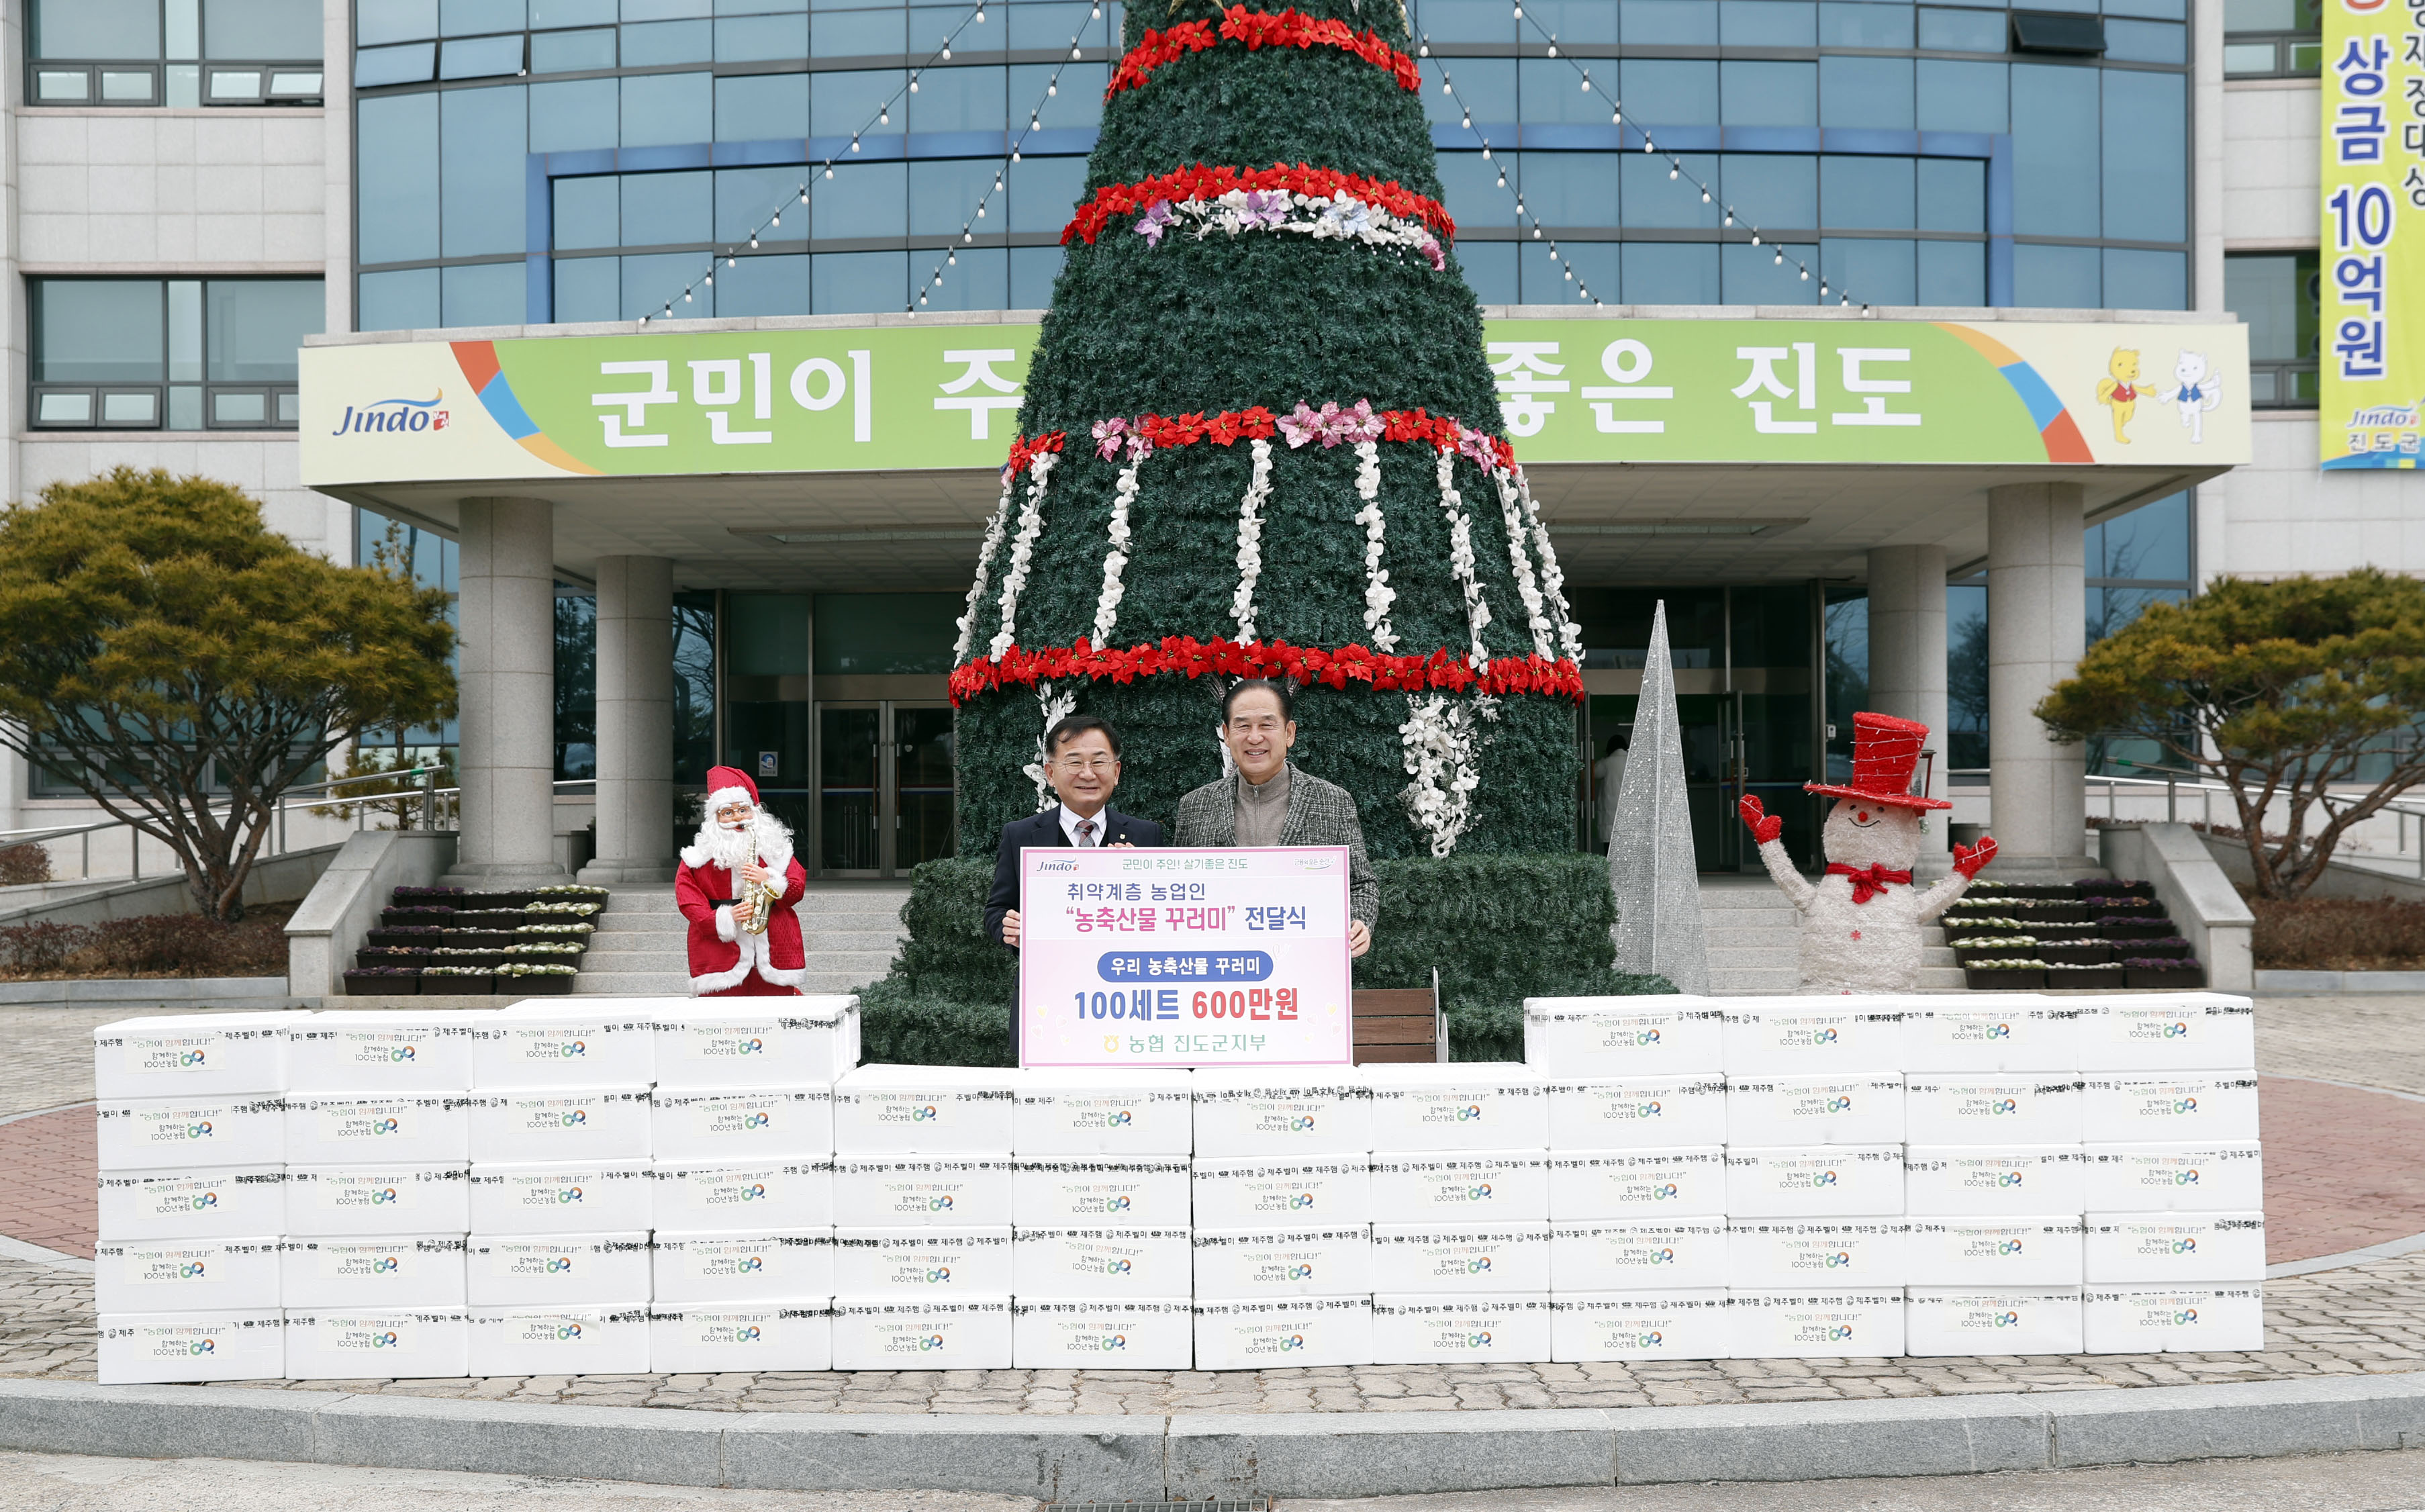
left=692, top=812, right=788, bottom=873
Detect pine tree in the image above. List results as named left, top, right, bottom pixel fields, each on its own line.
left=949, top=0, right=1585, bottom=860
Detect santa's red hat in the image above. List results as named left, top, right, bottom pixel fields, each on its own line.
left=704, top=765, right=760, bottom=810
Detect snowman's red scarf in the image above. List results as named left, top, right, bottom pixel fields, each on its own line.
left=1826, top=863, right=1911, bottom=904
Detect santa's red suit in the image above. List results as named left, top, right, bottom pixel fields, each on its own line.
left=674, top=766, right=810, bottom=996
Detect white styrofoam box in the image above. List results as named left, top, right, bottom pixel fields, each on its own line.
left=1903, top=1076, right=2085, bottom=1145
left=649, top=1087, right=834, bottom=1162
left=1550, top=1290, right=1729, bottom=1362
left=1362, top=1064, right=1548, bottom=1152
left=1904, top=1145, right=2087, bottom=1217
left=1720, top=1000, right=1904, bottom=1076
left=2084, top=1283, right=2266, bottom=1352
left=1727, top=1290, right=1905, bottom=1358
left=280, top=1236, right=468, bottom=1309
left=652, top=1231, right=834, bottom=1305
left=832, top=1066, right=1016, bottom=1155
left=830, top=1296, right=1013, bottom=1370
left=1550, top=1220, right=1727, bottom=1292
left=1371, top=1223, right=1550, bottom=1294
left=99, top=1165, right=285, bottom=1243
left=1370, top=1293, right=1552, bottom=1365
left=650, top=1301, right=834, bottom=1372
left=94, top=1236, right=282, bottom=1313
left=2075, top=995, right=2256, bottom=1074
left=281, top=1094, right=471, bottom=1166
left=93, top=1012, right=305, bottom=1100
left=1544, top=1076, right=1727, bottom=1151
left=831, top=1157, right=1014, bottom=1229
left=287, top=1011, right=481, bottom=1093
left=1192, top=1155, right=1370, bottom=1230
left=1012, top=1157, right=1192, bottom=1228
left=1192, top=1296, right=1372, bottom=1369
left=285, top=1165, right=471, bottom=1238
left=1727, top=1219, right=1909, bottom=1289
left=1521, top=998, right=1724, bottom=1077
left=1546, top=1149, right=1725, bottom=1221
left=465, top=1161, right=650, bottom=1235
left=2083, top=1143, right=2265, bottom=1213
left=2085, top=1211, right=2267, bottom=1284
left=1905, top=1286, right=2085, bottom=1356
left=1014, top=1298, right=1194, bottom=1368
left=465, top=1231, right=652, bottom=1307
left=1014, top=1068, right=1195, bottom=1156
left=653, top=996, right=857, bottom=1087
left=1724, top=1075, right=1907, bottom=1145
left=466, top=1087, right=653, bottom=1162
left=1723, top=1146, right=1905, bottom=1219
left=1012, top=1228, right=1193, bottom=1298
left=467, top=1305, right=651, bottom=1374
left=1906, top=1217, right=2086, bottom=1286
left=833, top=1227, right=1015, bottom=1297
left=1190, top=1068, right=1372, bottom=1157
left=472, top=1007, right=654, bottom=1088
left=2083, top=1075, right=2261, bottom=1143
left=1369, top=1151, right=1551, bottom=1223
left=285, top=1309, right=469, bottom=1380
left=1191, top=1227, right=1371, bottom=1300
left=649, top=1159, right=832, bottom=1230
left=95, top=1096, right=283, bottom=1171
left=97, top=1310, right=285, bottom=1384
left=1899, top=1000, right=2079, bottom=1074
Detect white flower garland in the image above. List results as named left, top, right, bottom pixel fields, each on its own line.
left=988, top=451, right=1057, bottom=661
left=1352, top=438, right=1398, bottom=652
left=1232, top=436, right=1273, bottom=641
left=1398, top=692, right=1498, bottom=858
left=1513, top=465, right=1584, bottom=663
left=1490, top=467, right=1556, bottom=661
left=1023, top=682, right=1078, bottom=810
left=1137, top=190, right=1445, bottom=272
left=1092, top=453, right=1141, bottom=645
left=1433, top=448, right=1493, bottom=670
left=953, top=469, right=1017, bottom=662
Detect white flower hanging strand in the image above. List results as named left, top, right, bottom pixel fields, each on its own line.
left=988, top=451, right=1057, bottom=661
left=1398, top=692, right=1498, bottom=857
left=1353, top=438, right=1398, bottom=651
left=1433, top=447, right=1492, bottom=670
left=1092, top=451, right=1141, bottom=646
left=1023, top=682, right=1078, bottom=810
left=953, top=467, right=1017, bottom=662
left=1232, top=436, right=1273, bottom=641
left=1513, top=465, right=1584, bottom=663
left=1491, top=467, right=1556, bottom=661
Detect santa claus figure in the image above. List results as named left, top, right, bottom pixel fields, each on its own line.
left=675, top=765, right=810, bottom=996
left=1737, top=712, right=1998, bottom=993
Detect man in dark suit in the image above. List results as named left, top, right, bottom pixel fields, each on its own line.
left=984, top=713, right=1167, bottom=953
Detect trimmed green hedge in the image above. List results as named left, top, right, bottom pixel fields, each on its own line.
left=854, top=852, right=1672, bottom=1066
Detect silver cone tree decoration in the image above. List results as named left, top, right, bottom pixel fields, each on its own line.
left=1608, top=601, right=1711, bottom=994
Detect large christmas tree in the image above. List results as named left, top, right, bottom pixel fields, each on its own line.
left=948, top=0, right=1586, bottom=861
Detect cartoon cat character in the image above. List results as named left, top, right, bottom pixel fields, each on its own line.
left=2093, top=348, right=2142, bottom=443
left=2163, top=351, right=2222, bottom=444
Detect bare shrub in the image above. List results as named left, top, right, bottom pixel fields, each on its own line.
left=2250, top=897, right=2425, bottom=970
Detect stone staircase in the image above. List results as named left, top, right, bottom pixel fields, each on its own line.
left=573, top=881, right=913, bottom=996
left=1699, top=873, right=1964, bottom=995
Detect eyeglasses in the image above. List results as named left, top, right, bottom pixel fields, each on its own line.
left=1053, top=755, right=1119, bottom=773
left=713, top=804, right=753, bottom=823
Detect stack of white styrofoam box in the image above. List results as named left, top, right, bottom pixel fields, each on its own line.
left=2077, top=994, right=2265, bottom=1353
left=1528, top=997, right=1729, bottom=1363
left=1191, top=1068, right=1374, bottom=1368
left=92, top=1010, right=307, bottom=1384
left=830, top=1065, right=1016, bottom=1370
left=647, top=999, right=852, bottom=1373
left=1010, top=1068, right=1194, bottom=1368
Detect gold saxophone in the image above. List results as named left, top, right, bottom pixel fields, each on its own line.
left=740, top=873, right=781, bottom=936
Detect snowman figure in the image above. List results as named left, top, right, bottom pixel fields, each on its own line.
left=1737, top=711, right=1998, bottom=993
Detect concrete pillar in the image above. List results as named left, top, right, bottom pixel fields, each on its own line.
left=449, top=497, right=567, bottom=883
left=579, top=555, right=677, bottom=884
left=1986, top=482, right=2095, bottom=871
left=1866, top=543, right=1952, bottom=869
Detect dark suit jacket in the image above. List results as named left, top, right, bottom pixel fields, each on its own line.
left=983, top=804, right=1170, bottom=947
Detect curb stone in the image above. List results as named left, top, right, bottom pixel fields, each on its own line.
left=4, top=1374, right=2425, bottom=1498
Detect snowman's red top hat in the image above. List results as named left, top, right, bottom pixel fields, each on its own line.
left=1804, top=711, right=1952, bottom=811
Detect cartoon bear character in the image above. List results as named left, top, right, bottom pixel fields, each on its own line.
left=2094, top=348, right=2142, bottom=443
left=1738, top=712, right=1996, bottom=994
left=2162, top=351, right=2223, bottom=444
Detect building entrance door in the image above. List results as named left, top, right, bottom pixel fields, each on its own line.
left=814, top=702, right=956, bottom=878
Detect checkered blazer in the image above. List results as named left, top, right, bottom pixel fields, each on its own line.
left=1174, top=763, right=1380, bottom=926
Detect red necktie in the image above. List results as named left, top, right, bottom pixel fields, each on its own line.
left=1076, top=818, right=1098, bottom=847
left=1825, top=862, right=1911, bottom=904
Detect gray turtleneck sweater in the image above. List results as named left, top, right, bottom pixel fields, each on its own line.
left=1234, top=762, right=1292, bottom=847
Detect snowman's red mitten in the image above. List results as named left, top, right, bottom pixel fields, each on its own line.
left=1738, top=794, right=1783, bottom=846
left=1953, top=834, right=1998, bottom=878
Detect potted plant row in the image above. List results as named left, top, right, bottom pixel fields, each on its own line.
left=1962, top=957, right=2048, bottom=989
left=365, top=924, right=442, bottom=949
left=2101, top=916, right=2175, bottom=939
left=2124, top=957, right=2205, bottom=988
left=342, top=965, right=422, bottom=996
left=421, top=964, right=494, bottom=994
left=456, top=890, right=538, bottom=910
left=2047, top=960, right=2128, bottom=988
left=527, top=900, right=602, bottom=918
left=534, top=884, right=610, bottom=900
left=1951, top=934, right=2036, bottom=967
left=391, top=886, right=463, bottom=901
left=498, top=961, right=578, bottom=994
left=2076, top=878, right=2156, bottom=899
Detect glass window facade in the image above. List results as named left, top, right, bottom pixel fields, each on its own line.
left=31, top=0, right=323, bottom=107
left=2222, top=0, right=2320, bottom=77
left=30, top=277, right=322, bottom=431
left=2228, top=249, right=2321, bottom=408
left=353, top=0, right=2190, bottom=325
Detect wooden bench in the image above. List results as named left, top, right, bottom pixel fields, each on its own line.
left=1351, top=976, right=1443, bottom=1064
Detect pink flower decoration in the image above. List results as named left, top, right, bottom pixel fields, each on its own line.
left=1315, top=400, right=1349, bottom=448
left=1419, top=236, right=1445, bottom=272
left=1340, top=397, right=1385, bottom=441
left=1456, top=424, right=1494, bottom=467
left=1241, top=189, right=1290, bottom=229
left=1092, top=416, right=1129, bottom=460
left=1277, top=401, right=1326, bottom=449
left=1125, top=431, right=1155, bottom=463
left=1134, top=199, right=1178, bottom=247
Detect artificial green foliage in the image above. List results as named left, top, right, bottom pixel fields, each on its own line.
left=951, top=0, right=1580, bottom=859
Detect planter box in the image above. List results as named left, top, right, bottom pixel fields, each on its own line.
left=442, top=930, right=520, bottom=948
left=430, top=951, right=506, bottom=969
left=2132, top=939, right=2194, bottom=959
left=365, top=929, right=442, bottom=949
left=2081, top=880, right=2156, bottom=899
left=2048, top=965, right=2128, bottom=989
left=380, top=908, right=454, bottom=927
left=2040, top=942, right=2112, bottom=965
left=450, top=909, right=529, bottom=927
left=420, top=972, right=495, bottom=994
left=2101, top=918, right=2174, bottom=940
left=354, top=949, right=431, bottom=971
left=1965, top=967, right=2047, bottom=989
left=459, top=891, right=536, bottom=910
left=2126, top=966, right=2207, bottom=989
left=2005, top=885, right=2077, bottom=900
left=344, top=972, right=420, bottom=996
left=501, top=973, right=577, bottom=995
left=1953, top=945, right=2033, bottom=967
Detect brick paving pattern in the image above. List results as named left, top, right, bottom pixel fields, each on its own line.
left=0, top=1107, right=93, bottom=1260
left=2254, top=996, right=2425, bottom=1098
left=2261, top=1074, right=2425, bottom=1262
